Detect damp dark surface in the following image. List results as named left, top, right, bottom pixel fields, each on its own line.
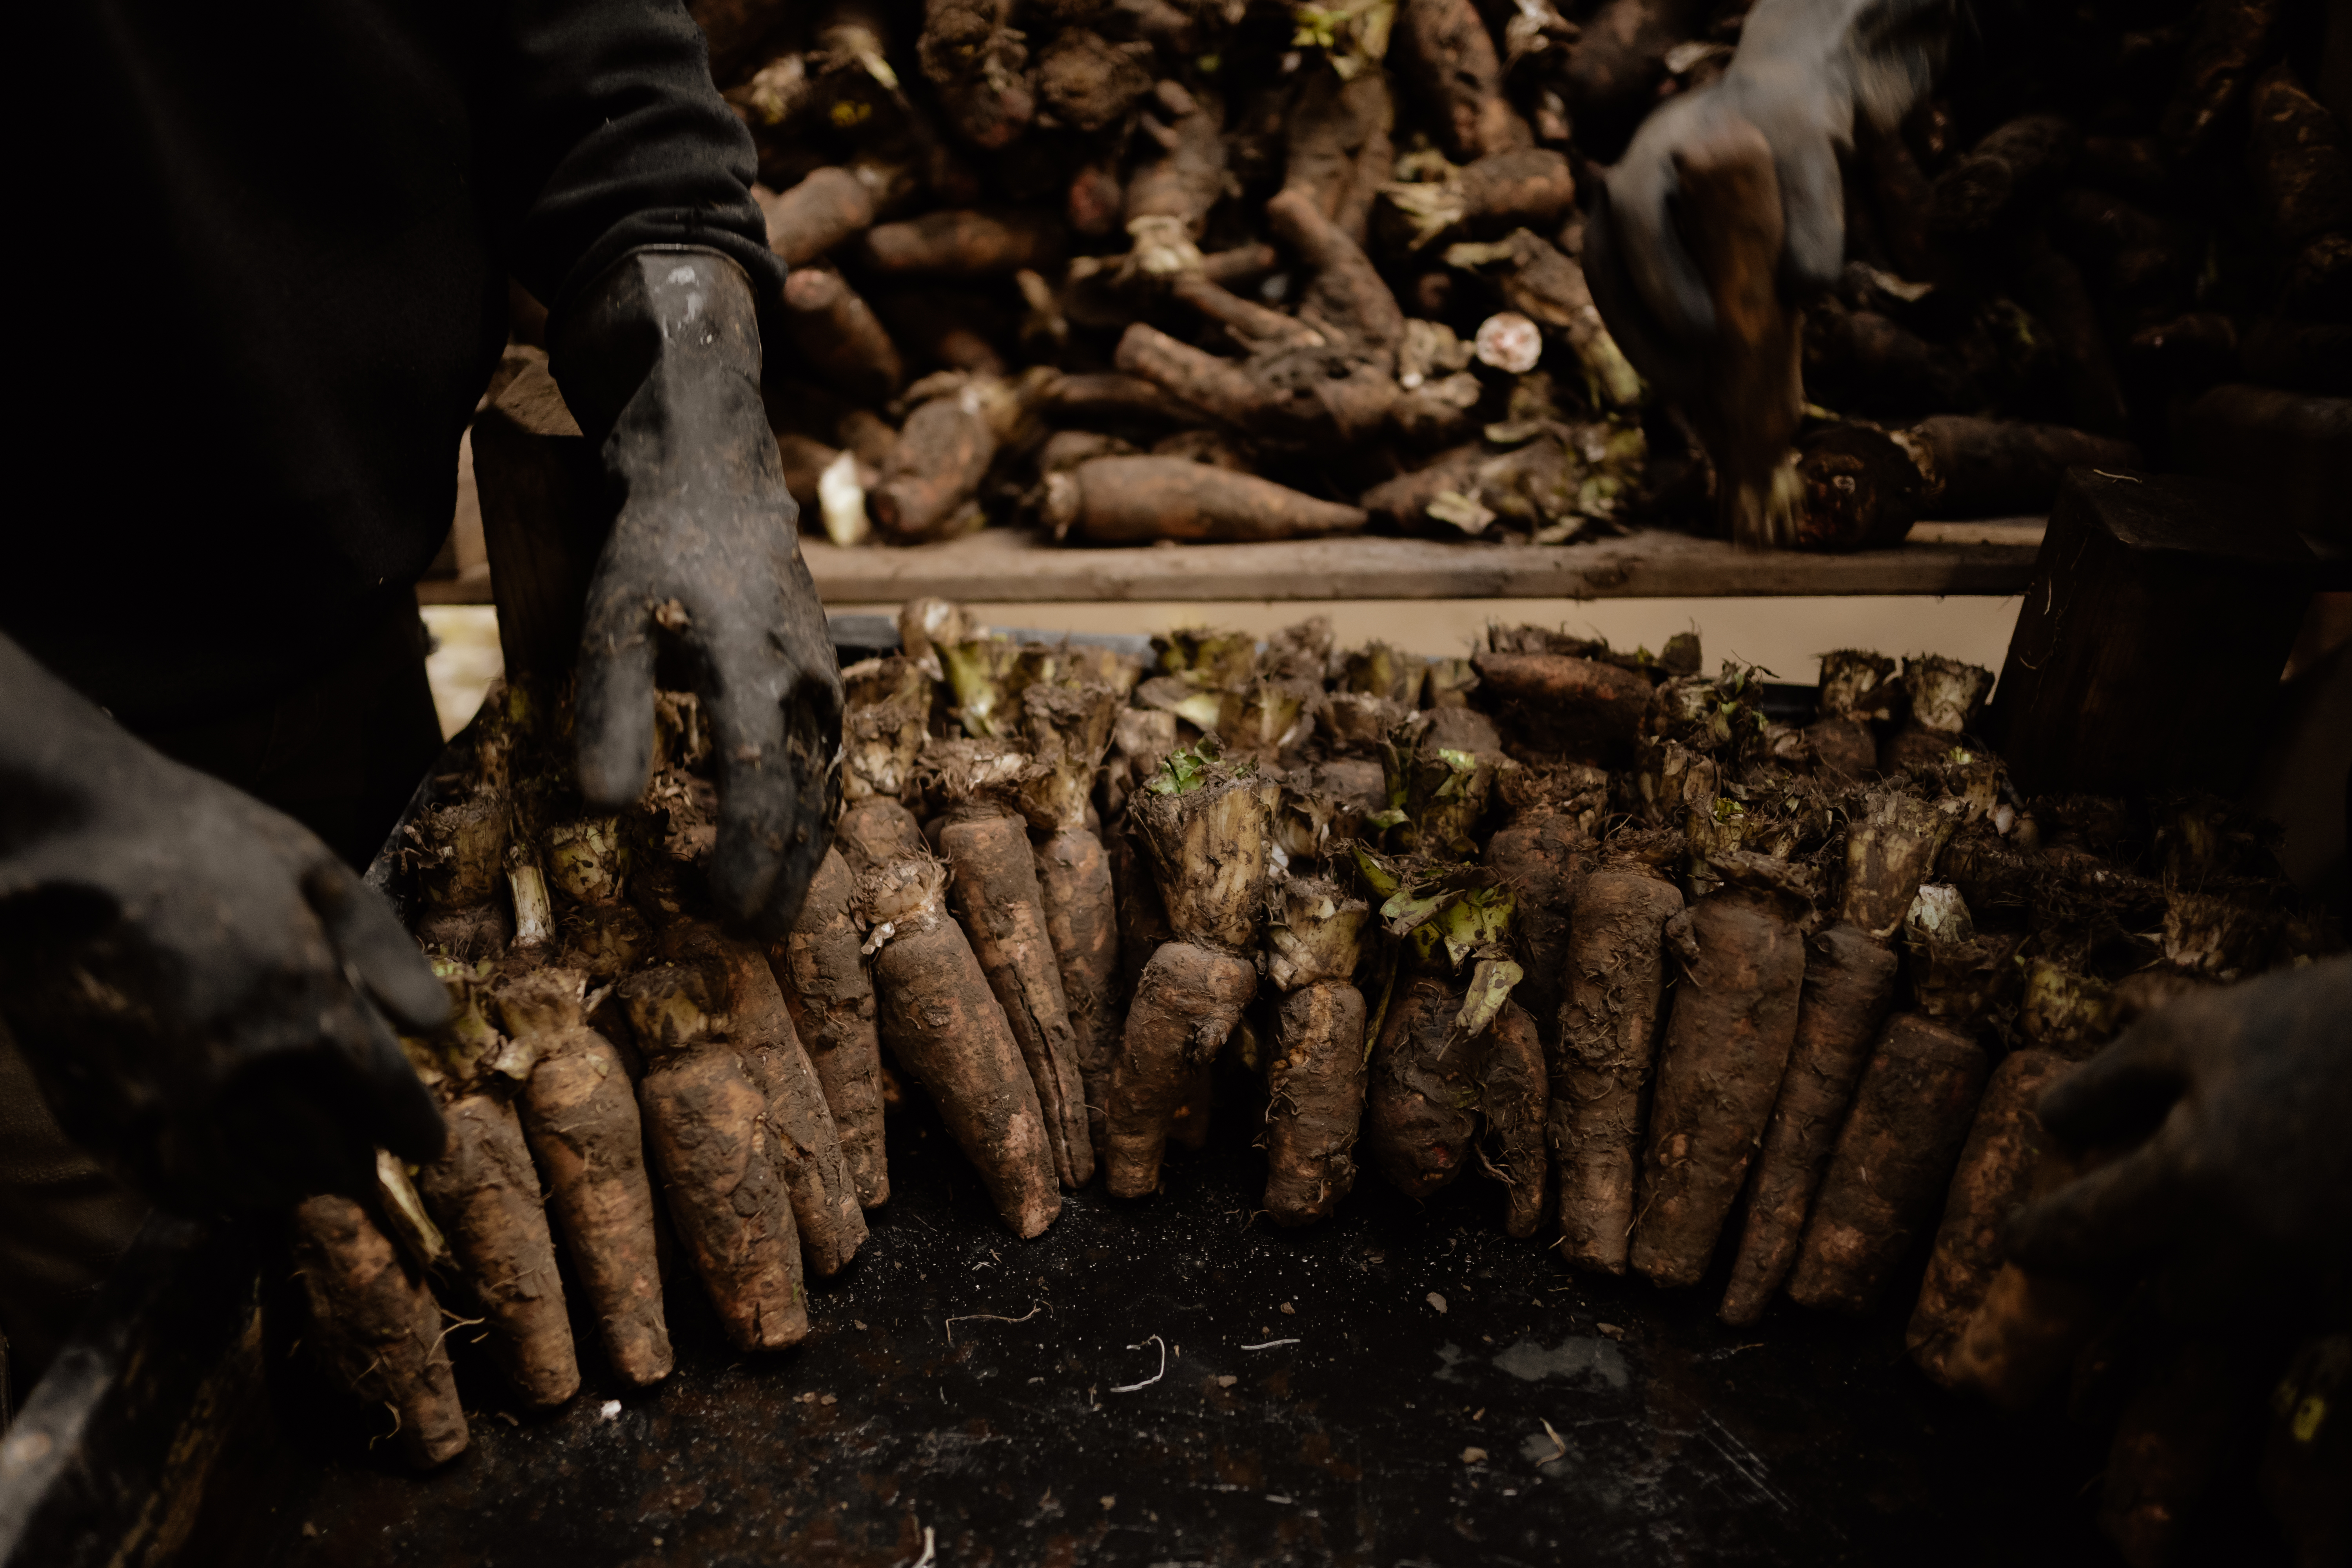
left=187, top=1076, right=2112, bottom=1568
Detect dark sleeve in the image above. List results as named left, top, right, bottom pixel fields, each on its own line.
left=482, top=0, right=785, bottom=315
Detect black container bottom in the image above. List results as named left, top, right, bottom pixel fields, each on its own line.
left=177, top=1067, right=2110, bottom=1568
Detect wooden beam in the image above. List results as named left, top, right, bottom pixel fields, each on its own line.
left=418, top=521, right=2046, bottom=608
left=800, top=521, right=2044, bottom=604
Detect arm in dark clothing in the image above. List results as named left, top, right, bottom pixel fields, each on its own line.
left=11, top=0, right=789, bottom=733
left=482, top=0, right=787, bottom=322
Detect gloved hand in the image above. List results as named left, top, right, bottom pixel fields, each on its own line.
left=2007, top=956, right=2352, bottom=1323
left=550, top=249, right=843, bottom=936
left=0, top=635, right=449, bottom=1208
left=1584, top=0, right=1952, bottom=543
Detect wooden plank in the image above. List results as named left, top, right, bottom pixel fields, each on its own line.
left=799, top=522, right=2045, bottom=604
left=415, top=523, right=2048, bottom=607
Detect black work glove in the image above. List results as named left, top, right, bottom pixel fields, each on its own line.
left=0, top=636, right=448, bottom=1209
left=1585, top=0, right=1953, bottom=545
left=2007, top=956, right=2352, bottom=1324
left=1588, top=72, right=1840, bottom=414
left=1587, top=0, right=1953, bottom=390
left=550, top=249, right=842, bottom=935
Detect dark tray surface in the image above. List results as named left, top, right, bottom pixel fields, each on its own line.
left=187, top=1079, right=2104, bottom=1568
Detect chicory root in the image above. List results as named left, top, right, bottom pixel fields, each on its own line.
left=619, top=965, right=809, bottom=1351
left=1469, top=650, right=1652, bottom=766
left=1283, top=66, right=1396, bottom=245
left=407, top=969, right=577, bottom=1408
left=1839, top=789, right=1958, bottom=940
left=1265, top=188, right=1406, bottom=354
left=1630, top=888, right=1807, bottom=1289
left=1478, top=1000, right=1548, bottom=1238
left=1552, top=867, right=1686, bottom=1274
left=1122, top=81, right=1225, bottom=279
left=1946, top=1142, right=2117, bottom=1410
left=917, top=0, right=1033, bottom=149
left=858, top=207, right=1065, bottom=275
left=1898, top=416, right=2140, bottom=520
left=838, top=654, right=931, bottom=875
left=1261, top=873, right=1371, bottom=1226
left=1908, top=1048, right=2069, bottom=1385
left=1482, top=769, right=1601, bottom=1049
left=770, top=847, right=890, bottom=1208
left=933, top=762, right=1095, bottom=1189
left=1903, top=882, right=2023, bottom=1027
left=1263, top=981, right=1368, bottom=1226
left=1108, top=756, right=1280, bottom=1196
left=1455, top=231, right=1638, bottom=408
left=859, top=855, right=1061, bottom=1237
left=1018, top=682, right=1125, bottom=1149
left=1718, top=924, right=1900, bottom=1325
left=1785, top=1014, right=1990, bottom=1312
left=1113, top=323, right=1274, bottom=425
left=1393, top=0, right=1531, bottom=162
left=1107, top=942, right=1255, bottom=1194
left=1952, top=1259, right=2111, bottom=1413
left=1041, top=371, right=1218, bottom=430
left=780, top=267, right=905, bottom=407
left=412, top=1091, right=578, bottom=1406
left=291, top=1194, right=470, bottom=1468
left=1034, top=28, right=1154, bottom=135
left=1366, top=973, right=1479, bottom=1197
left=1047, top=455, right=1369, bottom=543
left=757, top=167, right=877, bottom=266
left=498, top=969, right=673, bottom=1386
left=411, top=794, right=513, bottom=960
left=662, top=919, right=869, bottom=1276
left=869, top=376, right=1023, bottom=543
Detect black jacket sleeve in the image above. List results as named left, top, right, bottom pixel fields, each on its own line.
left=13, top=0, right=790, bottom=733
left=482, top=0, right=786, bottom=316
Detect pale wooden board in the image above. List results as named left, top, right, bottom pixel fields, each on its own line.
left=415, top=521, right=2046, bottom=606
left=800, top=522, right=2046, bottom=604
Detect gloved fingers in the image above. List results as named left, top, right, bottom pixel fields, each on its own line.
left=1614, top=173, right=1717, bottom=350
left=747, top=669, right=842, bottom=938
left=1719, top=71, right=1846, bottom=300
left=575, top=565, right=662, bottom=813
left=696, top=618, right=804, bottom=923
left=338, top=989, right=448, bottom=1167
left=1605, top=96, right=1722, bottom=346
left=303, top=861, right=450, bottom=1033
left=1583, top=192, right=1699, bottom=407
left=1770, top=130, right=1847, bottom=299
left=2004, top=1120, right=2185, bottom=1274
left=179, top=1050, right=385, bottom=1209
left=2034, top=1023, right=2189, bottom=1148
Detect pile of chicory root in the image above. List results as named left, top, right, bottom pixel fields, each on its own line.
left=492, top=0, right=2308, bottom=557
left=299, top=599, right=2334, bottom=1470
